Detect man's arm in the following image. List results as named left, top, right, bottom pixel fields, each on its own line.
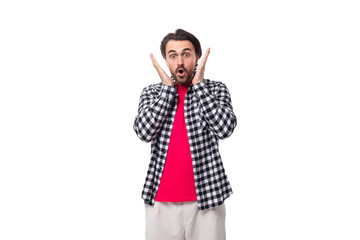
left=191, top=48, right=236, bottom=139
left=133, top=53, right=176, bottom=142
left=133, top=84, right=176, bottom=142
left=192, top=80, right=237, bottom=139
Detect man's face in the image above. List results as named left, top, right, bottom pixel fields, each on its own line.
left=165, top=40, right=198, bottom=86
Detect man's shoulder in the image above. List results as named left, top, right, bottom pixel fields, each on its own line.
left=140, top=82, right=163, bottom=96
left=142, top=82, right=163, bottom=91
left=202, top=79, right=229, bottom=92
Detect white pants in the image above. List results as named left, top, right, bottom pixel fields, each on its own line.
left=145, top=201, right=226, bottom=240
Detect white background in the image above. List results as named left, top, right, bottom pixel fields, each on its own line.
left=1, top=0, right=359, bottom=239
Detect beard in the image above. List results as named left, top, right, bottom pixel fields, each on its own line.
left=171, top=65, right=195, bottom=85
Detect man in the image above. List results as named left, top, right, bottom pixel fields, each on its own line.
left=133, top=29, right=237, bottom=240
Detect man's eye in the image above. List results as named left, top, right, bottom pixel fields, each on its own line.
left=170, top=54, right=176, bottom=58
left=184, top=53, right=189, bottom=57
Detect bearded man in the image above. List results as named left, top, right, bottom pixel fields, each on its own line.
left=133, top=29, right=237, bottom=240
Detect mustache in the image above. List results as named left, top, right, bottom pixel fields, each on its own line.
left=176, top=65, right=188, bottom=72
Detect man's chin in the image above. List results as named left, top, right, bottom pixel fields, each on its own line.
left=175, top=78, right=192, bottom=86
left=172, top=72, right=193, bottom=86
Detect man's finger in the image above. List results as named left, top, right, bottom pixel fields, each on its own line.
left=150, top=53, right=162, bottom=70
left=200, top=48, right=210, bottom=66
left=150, top=53, right=158, bottom=66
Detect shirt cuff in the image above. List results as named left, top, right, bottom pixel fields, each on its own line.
left=192, top=80, right=209, bottom=97
left=160, top=84, right=177, bottom=99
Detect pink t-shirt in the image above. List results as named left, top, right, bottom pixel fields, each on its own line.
left=155, top=83, right=197, bottom=202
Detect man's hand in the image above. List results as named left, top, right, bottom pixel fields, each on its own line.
left=192, top=48, right=210, bottom=85
left=150, top=54, right=174, bottom=87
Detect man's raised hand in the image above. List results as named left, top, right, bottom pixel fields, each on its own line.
left=192, top=48, right=210, bottom=85
left=150, top=54, right=174, bottom=87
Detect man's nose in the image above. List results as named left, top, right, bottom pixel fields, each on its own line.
left=177, top=56, right=184, bottom=65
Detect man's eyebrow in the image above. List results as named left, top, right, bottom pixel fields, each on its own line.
left=167, top=48, right=193, bottom=54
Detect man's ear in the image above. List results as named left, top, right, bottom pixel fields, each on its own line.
left=195, top=56, right=199, bottom=68
left=193, top=56, right=199, bottom=73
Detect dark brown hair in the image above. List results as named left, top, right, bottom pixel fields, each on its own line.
left=160, top=29, right=202, bottom=59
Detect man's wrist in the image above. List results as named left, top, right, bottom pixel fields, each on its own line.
left=162, top=82, right=174, bottom=87
left=192, top=78, right=203, bottom=85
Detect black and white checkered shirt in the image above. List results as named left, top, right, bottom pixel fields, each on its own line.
left=133, top=79, right=237, bottom=210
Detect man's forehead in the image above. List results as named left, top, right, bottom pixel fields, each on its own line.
left=165, top=40, right=195, bottom=53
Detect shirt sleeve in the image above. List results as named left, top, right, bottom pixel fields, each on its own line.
left=133, top=84, right=177, bottom=142
left=192, top=80, right=237, bottom=139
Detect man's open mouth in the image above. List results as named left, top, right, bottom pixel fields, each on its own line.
left=177, top=68, right=185, bottom=77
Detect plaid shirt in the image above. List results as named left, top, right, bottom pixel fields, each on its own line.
left=133, top=79, right=237, bottom=210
